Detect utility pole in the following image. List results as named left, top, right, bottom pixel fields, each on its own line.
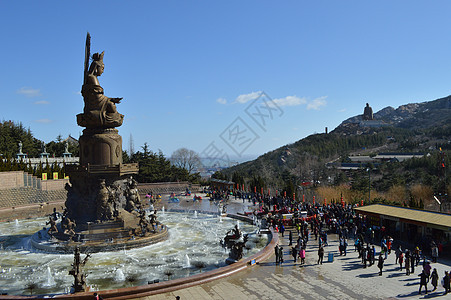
left=366, top=167, right=371, bottom=203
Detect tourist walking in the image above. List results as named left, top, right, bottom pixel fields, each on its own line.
left=443, top=271, right=450, bottom=295
left=278, top=246, right=284, bottom=263
left=431, top=242, right=438, bottom=263
left=398, top=251, right=404, bottom=271
left=423, top=261, right=431, bottom=277
left=299, top=247, right=306, bottom=265
left=395, top=245, right=402, bottom=264
left=317, top=246, right=324, bottom=265
left=280, top=223, right=285, bottom=237
left=418, top=269, right=429, bottom=295
left=371, top=245, right=376, bottom=265
left=405, top=251, right=411, bottom=275
left=291, top=246, right=297, bottom=263
left=377, top=254, right=384, bottom=276
left=362, top=246, right=367, bottom=268
left=275, top=244, right=280, bottom=264
left=414, top=246, right=421, bottom=266
left=288, top=230, right=293, bottom=246
left=430, top=268, right=438, bottom=291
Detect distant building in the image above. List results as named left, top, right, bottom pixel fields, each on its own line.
left=373, top=152, right=426, bottom=162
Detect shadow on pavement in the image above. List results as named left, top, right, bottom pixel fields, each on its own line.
left=385, top=267, right=401, bottom=272
left=404, top=281, right=419, bottom=286
left=258, top=262, right=277, bottom=267
left=356, top=272, right=379, bottom=278
left=387, top=272, right=406, bottom=278
left=342, top=262, right=363, bottom=271
left=401, top=277, right=418, bottom=281
left=396, top=291, right=422, bottom=298
left=339, top=257, right=356, bottom=261
left=422, top=291, right=446, bottom=298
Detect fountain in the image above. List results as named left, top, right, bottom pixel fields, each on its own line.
left=0, top=211, right=267, bottom=295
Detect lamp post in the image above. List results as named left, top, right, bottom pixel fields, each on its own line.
left=366, top=167, right=371, bottom=204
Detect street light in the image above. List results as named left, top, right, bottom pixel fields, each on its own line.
left=366, top=167, right=371, bottom=204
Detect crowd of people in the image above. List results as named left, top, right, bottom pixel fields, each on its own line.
left=207, top=188, right=450, bottom=295
left=250, top=197, right=450, bottom=296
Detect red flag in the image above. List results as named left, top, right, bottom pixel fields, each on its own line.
left=302, top=194, right=305, bottom=203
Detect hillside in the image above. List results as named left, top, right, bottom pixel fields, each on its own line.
left=218, top=95, right=451, bottom=201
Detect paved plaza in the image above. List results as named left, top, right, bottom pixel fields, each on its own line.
left=129, top=195, right=451, bottom=300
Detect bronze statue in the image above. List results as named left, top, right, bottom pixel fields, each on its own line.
left=69, top=246, right=90, bottom=293
left=77, top=33, right=124, bottom=129
left=125, top=177, right=140, bottom=212
left=363, top=103, right=374, bottom=120
left=46, top=216, right=58, bottom=236
left=96, top=179, right=113, bottom=221
left=229, top=234, right=248, bottom=261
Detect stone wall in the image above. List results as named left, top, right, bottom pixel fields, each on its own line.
left=0, top=172, right=202, bottom=214
left=0, top=201, right=64, bottom=222
left=41, top=178, right=69, bottom=190
left=0, top=171, right=24, bottom=190
left=138, top=182, right=201, bottom=195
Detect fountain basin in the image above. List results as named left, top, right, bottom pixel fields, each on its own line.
left=30, top=223, right=169, bottom=253
left=0, top=210, right=272, bottom=297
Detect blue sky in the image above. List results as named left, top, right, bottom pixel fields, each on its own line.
left=1, top=1, right=451, bottom=163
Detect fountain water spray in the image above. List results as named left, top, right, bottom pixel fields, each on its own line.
left=184, top=254, right=191, bottom=268
left=114, top=268, right=125, bottom=282
left=43, top=266, right=56, bottom=287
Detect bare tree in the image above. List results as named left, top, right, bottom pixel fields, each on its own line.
left=171, top=148, right=201, bottom=173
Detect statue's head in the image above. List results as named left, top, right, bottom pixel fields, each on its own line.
left=88, top=51, right=105, bottom=76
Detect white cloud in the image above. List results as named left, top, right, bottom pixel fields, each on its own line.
left=268, top=95, right=307, bottom=107
left=235, top=91, right=262, bottom=104
left=34, top=100, right=50, bottom=105
left=338, top=108, right=346, bottom=112
left=307, top=96, right=327, bottom=110
left=17, top=87, right=41, bottom=97
left=34, top=119, right=53, bottom=124
left=216, top=97, right=227, bottom=105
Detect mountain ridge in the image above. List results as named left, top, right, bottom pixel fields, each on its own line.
left=218, top=95, right=451, bottom=193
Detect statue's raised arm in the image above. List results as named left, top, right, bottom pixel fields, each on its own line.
left=77, top=33, right=124, bottom=129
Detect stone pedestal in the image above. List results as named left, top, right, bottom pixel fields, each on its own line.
left=79, top=128, right=123, bottom=166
